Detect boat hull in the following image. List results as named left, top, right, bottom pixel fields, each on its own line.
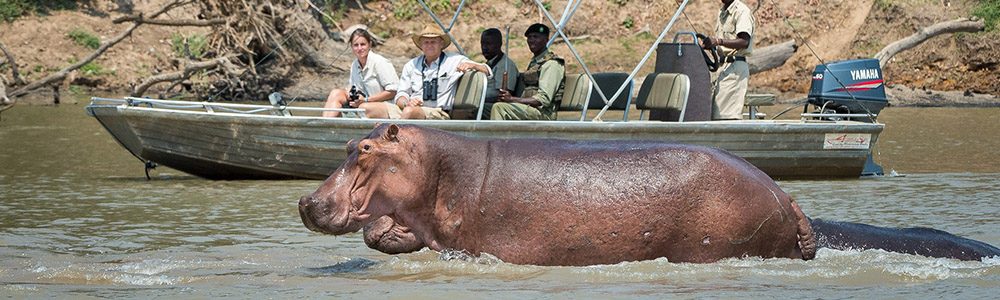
left=86, top=102, right=883, bottom=180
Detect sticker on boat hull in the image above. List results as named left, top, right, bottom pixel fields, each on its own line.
left=824, top=133, right=871, bottom=149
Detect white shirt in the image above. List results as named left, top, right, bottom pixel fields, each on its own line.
left=395, top=52, right=492, bottom=110
left=349, top=51, right=399, bottom=96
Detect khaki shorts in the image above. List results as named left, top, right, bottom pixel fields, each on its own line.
left=373, top=101, right=404, bottom=119
left=375, top=102, right=450, bottom=120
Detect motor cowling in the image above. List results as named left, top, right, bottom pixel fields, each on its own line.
left=807, top=59, right=888, bottom=122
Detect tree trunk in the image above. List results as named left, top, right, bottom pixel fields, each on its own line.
left=875, top=18, right=985, bottom=68
left=748, top=40, right=797, bottom=75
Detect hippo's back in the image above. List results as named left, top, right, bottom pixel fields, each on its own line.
left=463, top=138, right=804, bottom=265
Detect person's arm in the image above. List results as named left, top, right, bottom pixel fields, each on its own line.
left=394, top=61, right=415, bottom=108
left=505, top=59, right=520, bottom=92
left=367, top=57, right=399, bottom=103
left=531, top=60, right=564, bottom=107
left=457, top=57, right=493, bottom=78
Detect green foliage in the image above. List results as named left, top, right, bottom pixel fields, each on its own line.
left=622, top=16, right=634, bottom=29
left=320, top=0, right=348, bottom=28
left=542, top=1, right=552, bottom=11
left=170, top=33, right=208, bottom=58
left=0, top=0, right=77, bottom=22
left=67, top=28, right=101, bottom=50
left=80, top=62, right=113, bottom=76
left=973, top=0, right=1000, bottom=32
left=393, top=0, right=453, bottom=20
left=874, top=0, right=894, bottom=10
left=609, top=0, right=630, bottom=6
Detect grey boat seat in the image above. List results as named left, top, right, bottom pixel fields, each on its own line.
left=450, top=70, right=488, bottom=120
left=635, top=73, right=691, bottom=122
left=558, top=72, right=634, bottom=121
left=744, top=93, right=776, bottom=120
left=558, top=73, right=592, bottom=116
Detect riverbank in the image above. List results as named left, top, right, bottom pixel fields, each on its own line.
left=2, top=1, right=998, bottom=106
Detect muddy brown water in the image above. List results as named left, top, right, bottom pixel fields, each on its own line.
left=1, top=100, right=998, bottom=298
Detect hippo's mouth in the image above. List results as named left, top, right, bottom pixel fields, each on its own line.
left=298, top=194, right=366, bottom=235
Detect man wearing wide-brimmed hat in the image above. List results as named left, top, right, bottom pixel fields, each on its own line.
left=379, top=24, right=491, bottom=120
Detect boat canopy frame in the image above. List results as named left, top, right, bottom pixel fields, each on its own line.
left=416, top=0, right=693, bottom=122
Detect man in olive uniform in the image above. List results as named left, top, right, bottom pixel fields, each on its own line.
left=493, top=23, right=565, bottom=120
left=704, top=0, right=754, bottom=120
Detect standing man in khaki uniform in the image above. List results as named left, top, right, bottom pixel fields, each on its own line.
left=704, top=0, right=754, bottom=120
left=494, top=23, right=565, bottom=120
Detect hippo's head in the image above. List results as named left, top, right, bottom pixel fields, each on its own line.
left=299, top=124, right=431, bottom=237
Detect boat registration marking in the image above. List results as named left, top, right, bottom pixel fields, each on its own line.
left=824, top=133, right=871, bottom=149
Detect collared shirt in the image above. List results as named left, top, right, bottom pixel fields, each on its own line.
left=396, top=52, right=493, bottom=110
left=523, top=49, right=564, bottom=109
left=715, top=0, right=755, bottom=57
left=349, top=51, right=399, bottom=96
left=485, top=53, right=519, bottom=101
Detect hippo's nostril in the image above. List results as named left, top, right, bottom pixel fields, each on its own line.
left=298, top=195, right=314, bottom=208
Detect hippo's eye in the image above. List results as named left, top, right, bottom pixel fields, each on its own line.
left=362, top=144, right=372, bottom=152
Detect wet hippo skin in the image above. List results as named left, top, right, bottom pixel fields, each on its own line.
left=299, top=124, right=998, bottom=265
left=299, top=124, right=816, bottom=266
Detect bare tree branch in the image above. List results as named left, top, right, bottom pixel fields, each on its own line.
left=875, top=17, right=985, bottom=68
left=9, top=0, right=190, bottom=98
left=0, top=41, right=25, bottom=85
left=749, top=40, right=797, bottom=74
left=113, top=15, right=226, bottom=27
left=131, top=55, right=236, bottom=97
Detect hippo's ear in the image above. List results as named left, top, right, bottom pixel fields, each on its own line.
left=382, top=124, right=399, bottom=142
left=345, top=139, right=358, bottom=153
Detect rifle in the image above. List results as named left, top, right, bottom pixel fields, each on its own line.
left=501, top=25, right=510, bottom=94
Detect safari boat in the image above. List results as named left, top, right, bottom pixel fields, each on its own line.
left=85, top=0, right=887, bottom=180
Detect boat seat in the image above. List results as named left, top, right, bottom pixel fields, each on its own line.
left=634, top=73, right=691, bottom=122
left=586, top=73, right=634, bottom=119
left=450, top=71, right=488, bottom=120
left=744, top=93, right=775, bottom=120
left=557, top=73, right=593, bottom=116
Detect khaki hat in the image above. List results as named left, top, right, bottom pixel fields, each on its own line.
left=411, top=24, right=452, bottom=50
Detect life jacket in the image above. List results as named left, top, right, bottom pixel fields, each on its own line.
left=520, top=50, right=565, bottom=120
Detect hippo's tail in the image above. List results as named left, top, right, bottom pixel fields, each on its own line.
left=790, top=199, right=817, bottom=260
left=811, top=219, right=1000, bottom=261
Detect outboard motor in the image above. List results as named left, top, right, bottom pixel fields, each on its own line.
left=806, top=58, right=887, bottom=177
left=806, top=58, right=888, bottom=123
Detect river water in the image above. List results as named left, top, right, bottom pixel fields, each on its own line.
left=1, top=101, right=998, bottom=298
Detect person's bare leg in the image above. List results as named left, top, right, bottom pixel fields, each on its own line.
left=322, top=89, right=349, bottom=117
left=359, top=102, right=390, bottom=119
left=401, top=107, right=426, bottom=119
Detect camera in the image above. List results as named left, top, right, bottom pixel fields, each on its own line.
left=349, top=85, right=366, bottom=102
left=422, top=79, right=439, bottom=102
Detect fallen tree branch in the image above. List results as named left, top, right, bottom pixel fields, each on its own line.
left=131, top=55, right=236, bottom=97
left=552, top=35, right=593, bottom=45
left=749, top=40, right=797, bottom=74
left=112, top=15, right=226, bottom=27
left=9, top=0, right=191, bottom=99
left=875, top=17, right=985, bottom=68
left=0, top=41, right=25, bottom=85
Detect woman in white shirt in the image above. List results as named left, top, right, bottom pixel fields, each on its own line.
left=322, top=28, right=399, bottom=118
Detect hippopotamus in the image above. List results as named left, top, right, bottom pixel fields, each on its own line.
left=299, top=124, right=999, bottom=265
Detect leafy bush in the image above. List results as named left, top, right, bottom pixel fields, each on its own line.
left=974, top=0, right=1000, bottom=32
left=67, top=28, right=101, bottom=50
left=0, top=0, right=77, bottom=23
left=170, top=33, right=208, bottom=58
